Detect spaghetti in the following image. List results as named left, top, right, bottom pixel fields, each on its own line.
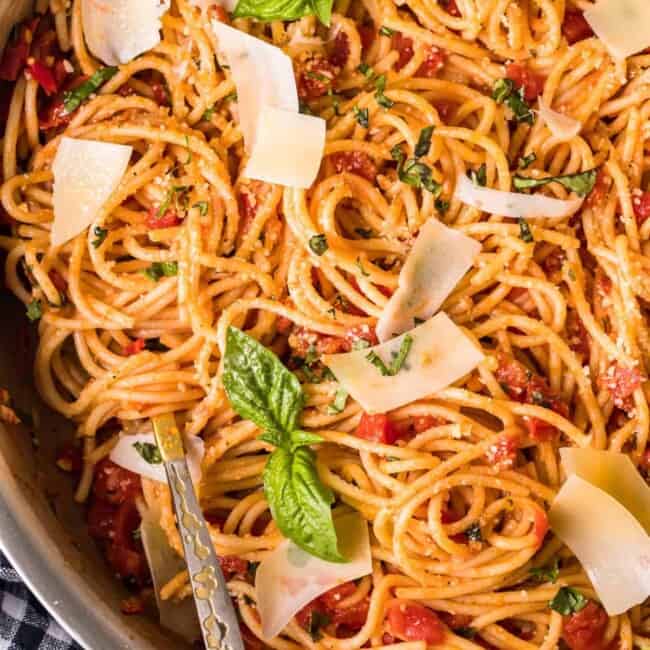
left=1, top=0, right=650, bottom=648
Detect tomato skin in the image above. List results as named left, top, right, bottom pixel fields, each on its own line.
left=387, top=601, right=446, bottom=645
left=485, top=434, right=519, bottom=470
left=633, top=192, right=650, bottom=226
left=145, top=206, right=182, bottom=229
left=358, top=25, right=375, bottom=50
left=505, top=63, right=545, bottom=102
left=331, top=598, right=369, bottom=628
left=92, top=459, right=142, bottom=505
left=0, top=17, right=39, bottom=81
left=532, top=509, right=548, bottom=546
left=297, top=57, right=338, bottom=100
left=296, top=582, right=368, bottom=634
left=27, top=61, right=59, bottom=95
left=356, top=413, right=400, bottom=444
left=329, top=31, right=350, bottom=68
left=586, top=170, right=609, bottom=209
left=562, top=601, right=609, bottom=650
left=219, top=555, right=248, bottom=580
left=392, top=33, right=414, bottom=70
left=123, top=338, right=145, bottom=356
left=329, top=151, right=378, bottom=182
left=598, top=363, right=642, bottom=411
left=417, top=48, right=446, bottom=77
left=562, top=10, right=594, bottom=45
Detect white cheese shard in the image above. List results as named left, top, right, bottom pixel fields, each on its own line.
left=255, top=511, right=372, bottom=640
left=455, top=174, right=583, bottom=219
left=210, top=20, right=325, bottom=188
left=323, top=312, right=484, bottom=414
left=584, top=0, right=650, bottom=60
left=538, top=99, right=582, bottom=141
left=244, top=106, right=326, bottom=189
left=81, top=0, right=170, bottom=66
left=51, top=137, right=132, bottom=247
left=189, top=0, right=237, bottom=11
left=109, top=432, right=204, bottom=485
left=549, top=474, right=650, bottom=615
left=376, top=218, right=480, bottom=342
left=0, top=0, right=33, bottom=55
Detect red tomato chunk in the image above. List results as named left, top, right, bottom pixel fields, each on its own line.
left=387, top=601, right=446, bottom=645
left=562, top=601, right=610, bottom=650
left=356, top=413, right=401, bottom=444
left=505, top=63, right=545, bottom=102
left=330, top=151, right=378, bottom=182
left=562, top=10, right=594, bottom=45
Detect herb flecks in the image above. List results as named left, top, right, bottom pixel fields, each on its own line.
left=63, top=67, right=119, bottom=114
left=513, top=169, right=598, bottom=197
left=549, top=587, right=587, bottom=615
left=492, top=78, right=534, bottom=125
left=366, top=334, right=413, bottom=376
left=309, top=234, right=328, bottom=255
left=133, top=441, right=163, bottom=464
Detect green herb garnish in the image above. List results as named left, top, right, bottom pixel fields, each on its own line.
left=549, top=587, right=587, bottom=615
left=415, top=125, right=434, bottom=158
left=143, top=261, right=179, bottom=282
left=63, top=66, right=119, bottom=114
left=193, top=201, right=209, bottom=216
left=232, top=0, right=335, bottom=26
left=468, top=163, right=487, bottom=187
left=518, top=152, right=537, bottom=169
left=353, top=106, right=369, bottom=128
left=366, top=334, right=413, bottom=376
left=326, top=388, right=348, bottom=414
left=374, top=74, right=393, bottom=109
left=518, top=217, right=533, bottom=243
left=309, top=234, right=328, bottom=256
left=530, top=558, right=559, bottom=583
left=91, top=226, right=108, bottom=248
left=379, top=25, right=394, bottom=36
left=133, top=441, right=163, bottom=464
left=513, top=169, right=598, bottom=197
left=26, top=299, right=42, bottom=322
left=465, top=522, right=483, bottom=542
left=492, top=78, right=534, bottom=125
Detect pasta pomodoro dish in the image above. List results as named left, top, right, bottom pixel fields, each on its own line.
left=2, top=0, right=650, bottom=648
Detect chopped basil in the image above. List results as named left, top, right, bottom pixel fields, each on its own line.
left=379, top=25, right=394, bottom=36
left=548, top=587, right=587, bottom=615
left=414, top=125, right=434, bottom=158
left=518, top=152, right=537, bottom=169
left=455, top=627, right=477, bottom=639
left=224, top=91, right=238, bottom=102
left=183, top=135, right=192, bottom=164
left=513, top=169, right=598, bottom=197
left=357, top=63, right=374, bottom=78
left=63, top=66, right=119, bottom=114
left=366, top=334, right=413, bottom=376
left=326, top=388, right=348, bottom=414
left=91, top=226, right=108, bottom=248
left=353, top=106, right=369, bottom=128
left=299, top=101, right=314, bottom=115
left=232, top=0, right=335, bottom=26
left=306, top=70, right=330, bottom=83
left=309, top=234, right=328, bottom=255
left=492, top=78, right=534, bottom=125
left=352, top=339, right=371, bottom=350
left=374, top=74, right=393, bottom=109
left=307, top=610, right=331, bottom=641
left=133, top=441, right=163, bottom=464
left=157, top=185, right=189, bottom=218
left=355, top=257, right=370, bottom=277
left=143, top=261, right=179, bottom=281
left=392, top=144, right=441, bottom=194
left=222, top=327, right=343, bottom=562
left=468, top=163, right=487, bottom=187
left=144, top=338, right=169, bottom=352
left=202, top=105, right=215, bottom=120
left=193, top=201, right=209, bottom=216
left=465, top=522, right=482, bottom=542
left=518, top=217, right=533, bottom=243
left=246, top=561, right=259, bottom=580
left=435, top=198, right=450, bottom=214
left=354, top=227, right=374, bottom=238
left=26, top=299, right=42, bottom=322
left=530, top=558, right=559, bottom=583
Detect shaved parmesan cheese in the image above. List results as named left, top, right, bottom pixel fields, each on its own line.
left=189, top=0, right=237, bottom=11
left=538, top=99, right=581, bottom=141
left=455, top=174, right=583, bottom=220
left=140, top=504, right=201, bottom=643
left=244, top=106, right=325, bottom=189
left=0, top=0, right=33, bottom=54
left=81, top=0, right=170, bottom=65
left=210, top=20, right=325, bottom=188
left=560, top=448, right=650, bottom=533
left=584, top=0, right=650, bottom=60
left=255, top=511, right=371, bottom=640
left=109, top=432, right=204, bottom=485
left=51, top=137, right=132, bottom=247
left=376, top=219, right=480, bottom=342
left=323, top=312, right=483, bottom=414
left=549, top=475, right=650, bottom=615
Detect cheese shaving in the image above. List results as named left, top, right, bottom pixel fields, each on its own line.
left=538, top=99, right=582, bottom=141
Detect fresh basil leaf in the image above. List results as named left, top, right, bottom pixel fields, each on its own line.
left=492, top=78, right=534, bottom=124
left=223, top=326, right=304, bottom=441
left=202, top=105, right=215, bottom=120
left=264, top=446, right=343, bottom=562
left=133, top=441, right=162, bottom=464
left=468, top=163, right=487, bottom=187
left=548, top=587, right=587, bottom=615
left=465, top=522, right=482, bottom=542
left=232, top=0, right=334, bottom=25
left=193, top=201, right=209, bottom=216
left=530, top=558, right=559, bottom=583
left=63, top=66, right=119, bottom=114
left=92, top=226, right=108, bottom=248
left=518, top=152, right=537, bottom=169
left=513, top=169, right=597, bottom=197
left=518, top=217, right=533, bottom=243
left=290, top=430, right=325, bottom=451
left=26, top=299, right=42, bottom=322
left=415, top=125, right=434, bottom=158
left=492, top=78, right=513, bottom=103
left=399, top=159, right=441, bottom=195
left=143, top=261, right=178, bottom=281
left=309, top=234, right=328, bottom=255
left=325, top=388, right=348, bottom=414
left=379, top=25, right=394, bottom=36
left=374, top=74, right=393, bottom=109
left=353, top=106, right=369, bottom=128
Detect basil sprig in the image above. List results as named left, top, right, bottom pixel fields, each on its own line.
left=223, top=327, right=344, bottom=562
left=232, top=0, right=334, bottom=26
left=492, top=78, right=534, bottom=125
left=513, top=169, right=597, bottom=197
left=133, top=441, right=162, bottom=464
left=548, top=587, right=587, bottom=615
left=63, top=66, right=119, bottom=114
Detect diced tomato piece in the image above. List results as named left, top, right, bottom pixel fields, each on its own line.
left=151, top=82, right=169, bottom=106
left=356, top=413, right=400, bottom=444
left=48, top=269, right=67, bottom=292
left=330, top=151, right=378, bottom=182
left=358, top=24, right=375, bottom=50
left=433, top=100, right=455, bottom=121
left=145, top=206, right=182, bottom=229
left=0, top=17, right=38, bottom=81
left=209, top=5, right=230, bottom=23
left=123, top=338, right=145, bottom=356
left=441, top=0, right=461, bottom=16
left=532, top=509, right=548, bottom=546
left=562, top=10, right=594, bottom=45
left=295, top=599, right=324, bottom=630
left=598, top=363, right=642, bottom=411
left=92, top=459, right=142, bottom=505
left=495, top=353, right=529, bottom=400
left=382, top=632, right=397, bottom=644
left=542, top=247, right=566, bottom=276
left=344, top=324, right=378, bottom=348
left=505, top=63, right=545, bottom=102
left=392, top=32, right=414, bottom=71
left=412, top=415, right=445, bottom=433
left=437, top=612, right=473, bottom=630
left=297, top=57, right=338, bottom=100
left=237, top=180, right=271, bottom=238
left=524, top=417, right=558, bottom=442
left=387, top=601, right=446, bottom=645
left=320, top=582, right=357, bottom=609
left=586, top=170, right=609, bottom=209
left=562, top=601, right=609, bottom=650
left=567, top=311, right=590, bottom=362
left=485, top=434, right=519, bottom=470
left=106, top=541, right=147, bottom=581
left=331, top=598, right=369, bottom=629
left=329, top=31, right=350, bottom=68
left=55, top=442, right=82, bottom=473
left=417, top=48, right=446, bottom=78
left=87, top=499, right=119, bottom=541
left=27, top=61, right=58, bottom=95
left=219, top=555, right=248, bottom=580
left=633, top=192, right=650, bottom=227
